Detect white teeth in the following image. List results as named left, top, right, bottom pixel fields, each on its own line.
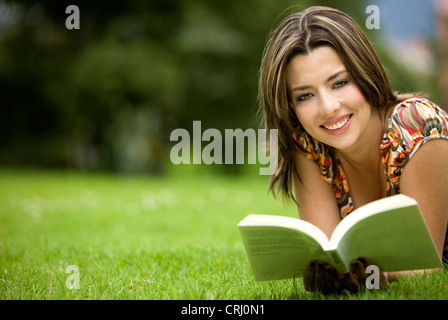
left=323, top=116, right=350, bottom=130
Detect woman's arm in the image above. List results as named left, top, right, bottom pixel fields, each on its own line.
left=399, top=139, right=448, bottom=259
left=390, top=139, right=448, bottom=279
left=386, top=268, right=439, bottom=282
left=293, top=152, right=341, bottom=239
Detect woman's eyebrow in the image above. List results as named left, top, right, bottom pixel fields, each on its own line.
left=327, top=70, right=347, bottom=82
left=291, top=70, right=348, bottom=92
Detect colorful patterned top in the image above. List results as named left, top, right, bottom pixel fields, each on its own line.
left=295, top=98, right=448, bottom=261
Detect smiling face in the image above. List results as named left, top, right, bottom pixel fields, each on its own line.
left=287, top=46, right=377, bottom=152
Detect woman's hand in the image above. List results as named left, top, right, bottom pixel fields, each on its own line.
left=303, top=257, right=387, bottom=295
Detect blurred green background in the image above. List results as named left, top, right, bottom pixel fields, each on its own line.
left=0, top=0, right=444, bottom=175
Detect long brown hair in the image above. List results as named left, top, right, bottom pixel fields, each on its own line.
left=258, top=6, right=414, bottom=202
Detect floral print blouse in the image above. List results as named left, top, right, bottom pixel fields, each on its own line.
left=295, top=98, right=448, bottom=260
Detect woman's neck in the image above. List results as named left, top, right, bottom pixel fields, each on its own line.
left=335, top=106, right=385, bottom=173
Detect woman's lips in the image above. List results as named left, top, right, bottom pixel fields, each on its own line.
left=320, top=114, right=353, bottom=134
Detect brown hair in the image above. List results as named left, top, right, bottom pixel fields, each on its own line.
left=258, top=6, right=416, bottom=202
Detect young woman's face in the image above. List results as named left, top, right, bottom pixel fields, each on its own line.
left=286, top=46, right=375, bottom=152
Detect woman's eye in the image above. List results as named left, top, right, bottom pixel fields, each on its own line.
left=333, top=79, right=348, bottom=89
left=296, top=93, right=312, bottom=102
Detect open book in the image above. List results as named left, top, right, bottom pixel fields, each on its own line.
left=238, top=194, right=442, bottom=281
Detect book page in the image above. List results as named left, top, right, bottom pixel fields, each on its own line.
left=330, top=194, right=418, bottom=247
left=238, top=225, right=329, bottom=281
left=238, top=214, right=329, bottom=244
left=333, top=198, right=442, bottom=271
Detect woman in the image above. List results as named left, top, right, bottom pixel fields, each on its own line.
left=258, top=6, right=448, bottom=294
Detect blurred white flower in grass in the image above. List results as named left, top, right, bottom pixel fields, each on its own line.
left=190, top=195, right=206, bottom=211
left=79, top=190, right=100, bottom=208
left=158, top=189, right=178, bottom=207
left=141, top=192, right=158, bottom=211
left=209, top=186, right=227, bottom=204
left=235, top=191, right=254, bottom=208
left=19, top=197, right=42, bottom=222
left=7, top=189, right=102, bottom=223
left=140, top=188, right=179, bottom=212
left=125, top=202, right=140, bottom=216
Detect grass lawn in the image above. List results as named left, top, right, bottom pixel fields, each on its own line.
left=0, top=167, right=447, bottom=300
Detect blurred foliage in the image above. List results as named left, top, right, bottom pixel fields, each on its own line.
left=0, top=0, right=438, bottom=175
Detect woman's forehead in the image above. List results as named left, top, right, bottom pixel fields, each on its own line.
left=286, top=47, right=346, bottom=89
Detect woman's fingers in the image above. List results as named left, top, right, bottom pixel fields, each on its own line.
left=304, top=259, right=387, bottom=294
left=350, top=257, right=388, bottom=290
left=349, top=258, right=369, bottom=285
left=303, top=260, right=317, bottom=292
left=304, top=260, right=343, bottom=294
left=314, top=261, right=328, bottom=292
left=326, top=263, right=342, bottom=292
left=340, top=270, right=360, bottom=293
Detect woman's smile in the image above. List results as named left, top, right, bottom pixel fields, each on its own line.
left=321, top=114, right=353, bottom=133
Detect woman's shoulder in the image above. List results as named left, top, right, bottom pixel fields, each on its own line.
left=381, top=98, right=448, bottom=189
left=384, top=97, right=448, bottom=152
left=389, top=97, right=447, bottom=124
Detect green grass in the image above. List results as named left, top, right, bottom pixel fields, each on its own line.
left=0, top=168, right=447, bottom=300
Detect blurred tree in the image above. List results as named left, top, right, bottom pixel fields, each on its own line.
left=1, top=0, right=432, bottom=175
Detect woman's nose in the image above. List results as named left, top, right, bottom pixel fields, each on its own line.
left=318, top=91, right=341, bottom=117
